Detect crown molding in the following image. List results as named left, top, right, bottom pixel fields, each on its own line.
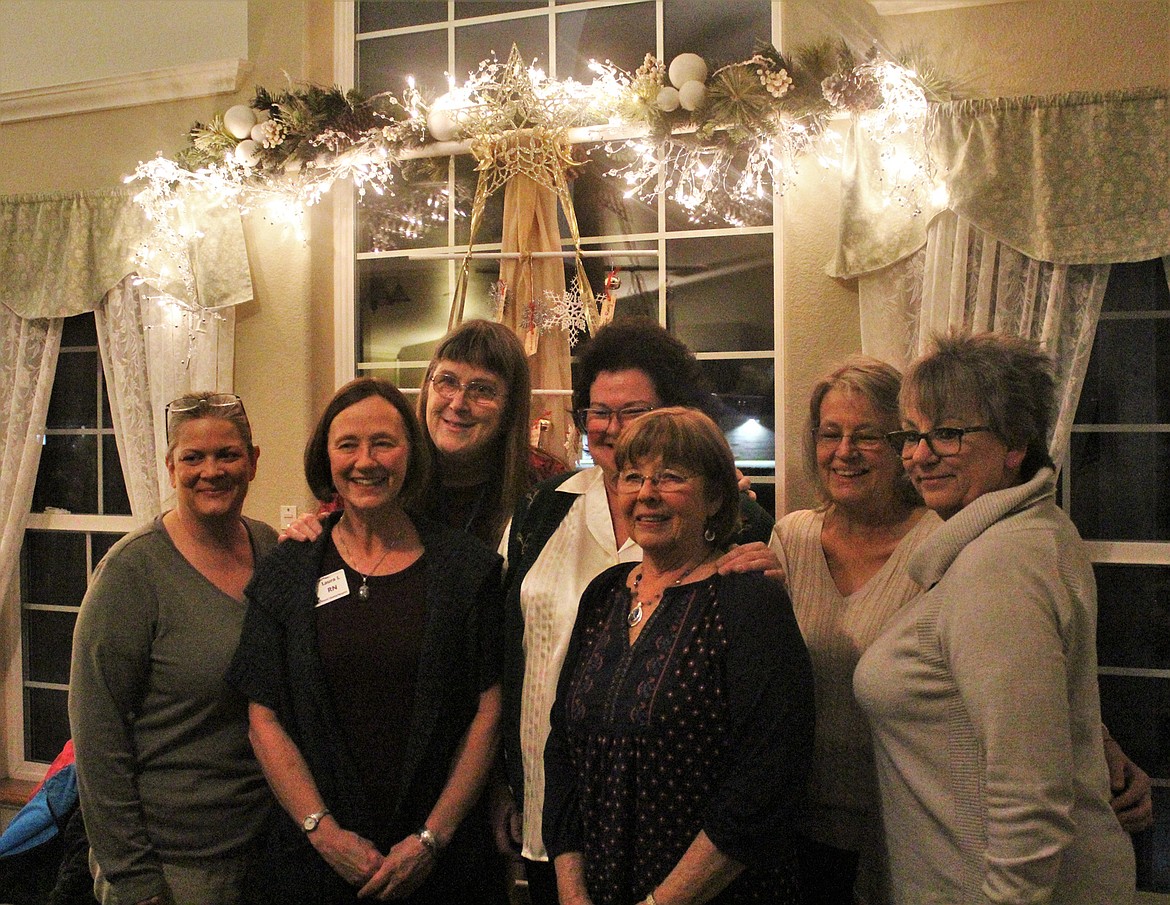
left=869, top=0, right=1020, bottom=14
left=0, top=58, right=253, bottom=125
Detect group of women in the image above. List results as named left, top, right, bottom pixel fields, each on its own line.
left=68, top=313, right=1151, bottom=905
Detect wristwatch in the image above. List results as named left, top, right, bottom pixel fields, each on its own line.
left=301, top=808, right=330, bottom=833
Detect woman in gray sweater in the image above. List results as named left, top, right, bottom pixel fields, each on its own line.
left=70, top=392, right=277, bottom=905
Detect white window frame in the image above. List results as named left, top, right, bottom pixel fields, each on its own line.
left=332, top=0, right=787, bottom=513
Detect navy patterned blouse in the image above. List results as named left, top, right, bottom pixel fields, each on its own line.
left=543, top=564, right=814, bottom=905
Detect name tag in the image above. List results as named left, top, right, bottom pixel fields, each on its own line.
left=316, top=569, right=350, bottom=606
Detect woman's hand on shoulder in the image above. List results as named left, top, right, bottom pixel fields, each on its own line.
left=357, top=832, right=437, bottom=899
left=715, top=542, right=784, bottom=583
left=308, top=818, right=383, bottom=888
left=279, top=512, right=323, bottom=543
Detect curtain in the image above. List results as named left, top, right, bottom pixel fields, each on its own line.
left=499, top=174, right=573, bottom=464
left=94, top=276, right=237, bottom=516
left=860, top=210, right=1109, bottom=469
left=0, top=310, right=61, bottom=608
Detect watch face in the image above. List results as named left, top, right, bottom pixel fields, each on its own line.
left=303, top=813, right=321, bottom=832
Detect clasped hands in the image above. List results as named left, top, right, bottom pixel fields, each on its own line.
left=310, top=821, right=437, bottom=900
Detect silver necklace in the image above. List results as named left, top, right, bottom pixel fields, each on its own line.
left=335, top=522, right=397, bottom=601
left=627, top=557, right=707, bottom=628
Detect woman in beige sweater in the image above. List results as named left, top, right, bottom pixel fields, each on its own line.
left=770, top=358, right=935, bottom=905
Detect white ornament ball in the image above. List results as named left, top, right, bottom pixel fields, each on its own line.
left=223, top=104, right=257, bottom=140
left=668, top=53, right=708, bottom=89
left=655, top=86, right=681, bottom=112
left=678, top=79, right=707, bottom=112
left=234, top=139, right=261, bottom=167
left=426, top=92, right=463, bottom=142
left=250, top=122, right=268, bottom=143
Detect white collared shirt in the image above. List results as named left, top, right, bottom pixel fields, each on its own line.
left=499, top=466, right=643, bottom=860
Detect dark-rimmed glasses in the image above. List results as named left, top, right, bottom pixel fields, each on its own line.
left=615, top=469, right=694, bottom=495
left=573, top=405, right=655, bottom=432
left=886, top=426, right=991, bottom=459
left=429, top=372, right=505, bottom=408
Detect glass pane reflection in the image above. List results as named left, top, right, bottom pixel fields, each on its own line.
left=698, top=358, right=774, bottom=469
left=1068, top=432, right=1170, bottom=540
left=1094, top=564, right=1170, bottom=670
left=667, top=234, right=773, bottom=352
left=556, top=3, right=654, bottom=82
left=24, top=610, right=76, bottom=685
left=46, top=350, right=97, bottom=429
left=26, top=687, right=70, bottom=764
left=1099, top=674, right=1170, bottom=779
left=21, top=530, right=87, bottom=605
left=359, top=31, right=447, bottom=100
left=1076, top=318, right=1170, bottom=425
left=32, top=435, right=98, bottom=515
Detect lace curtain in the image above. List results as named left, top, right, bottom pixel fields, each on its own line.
left=0, top=312, right=61, bottom=608
left=0, top=187, right=251, bottom=616
left=95, top=277, right=236, bottom=514
left=860, top=211, right=1109, bottom=469
left=842, top=89, right=1168, bottom=467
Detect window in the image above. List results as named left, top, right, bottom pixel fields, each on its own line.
left=340, top=0, right=781, bottom=515
left=11, top=313, right=137, bottom=776
left=1064, top=257, right=1170, bottom=892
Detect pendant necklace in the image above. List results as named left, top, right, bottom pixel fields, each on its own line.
left=628, top=557, right=707, bottom=628
left=335, top=520, right=397, bottom=600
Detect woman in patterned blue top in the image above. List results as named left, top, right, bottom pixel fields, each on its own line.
left=543, top=408, right=814, bottom=905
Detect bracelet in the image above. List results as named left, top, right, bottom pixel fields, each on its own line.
left=416, top=827, right=441, bottom=858
left=644, top=894, right=658, bottom=905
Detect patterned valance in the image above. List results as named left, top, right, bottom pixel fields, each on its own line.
left=832, top=88, right=1170, bottom=278
left=0, top=187, right=252, bottom=319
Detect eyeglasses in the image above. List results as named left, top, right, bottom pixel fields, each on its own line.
left=165, top=393, right=245, bottom=443
left=573, top=405, right=654, bottom=432
left=813, top=428, right=887, bottom=452
left=886, top=425, right=992, bottom=459
left=615, top=469, right=694, bottom=495
left=429, top=372, right=505, bottom=408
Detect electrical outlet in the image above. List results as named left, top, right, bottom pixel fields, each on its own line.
left=279, top=505, right=298, bottom=529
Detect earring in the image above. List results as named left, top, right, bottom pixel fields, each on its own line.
left=704, top=525, right=716, bottom=543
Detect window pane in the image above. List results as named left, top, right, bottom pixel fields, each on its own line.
left=32, top=435, right=98, bottom=515
left=699, top=358, right=774, bottom=469
left=667, top=235, right=773, bottom=352
left=1068, top=432, right=1170, bottom=540
left=454, top=18, right=548, bottom=81
left=103, top=435, right=132, bottom=516
left=21, top=531, right=87, bottom=605
left=555, top=3, right=654, bottom=82
left=1076, top=319, right=1170, bottom=424
left=664, top=0, right=770, bottom=72
left=663, top=147, right=774, bottom=231
left=358, top=31, right=448, bottom=100
left=357, top=1, right=448, bottom=33
left=358, top=167, right=464, bottom=253
left=92, top=532, right=126, bottom=566
left=1099, top=674, right=1169, bottom=779
left=61, top=312, right=97, bottom=346
left=1101, top=258, right=1170, bottom=314
left=1136, top=786, right=1170, bottom=892
left=575, top=144, right=658, bottom=239
left=578, top=243, right=659, bottom=336
left=1094, top=564, right=1170, bottom=670
left=24, top=610, right=76, bottom=686
left=359, top=254, right=507, bottom=367
left=366, top=365, right=428, bottom=394
left=454, top=153, right=504, bottom=246
left=25, top=687, right=69, bottom=764
left=46, top=350, right=97, bottom=429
